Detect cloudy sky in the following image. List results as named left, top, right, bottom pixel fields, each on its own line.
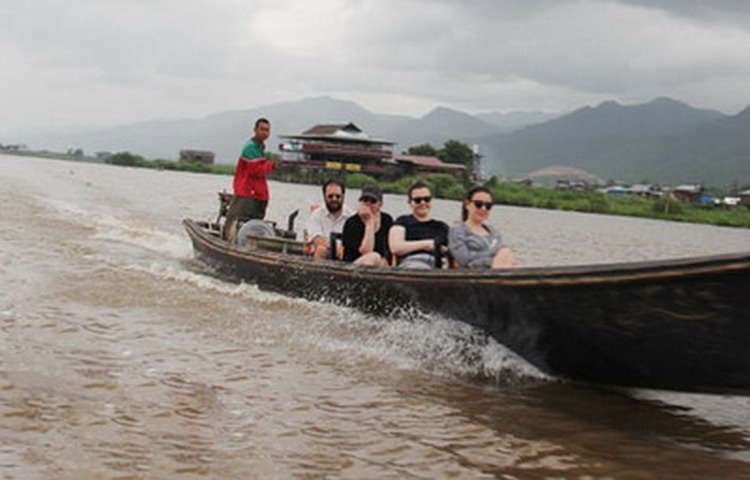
left=2, top=0, right=750, bottom=137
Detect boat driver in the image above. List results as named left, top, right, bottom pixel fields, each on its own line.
left=307, top=179, right=354, bottom=259
left=224, top=118, right=275, bottom=243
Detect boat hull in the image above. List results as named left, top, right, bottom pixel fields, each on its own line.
left=184, top=219, right=750, bottom=394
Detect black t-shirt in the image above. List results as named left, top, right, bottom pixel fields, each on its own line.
left=393, top=215, right=449, bottom=260
left=342, top=212, right=394, bottom=263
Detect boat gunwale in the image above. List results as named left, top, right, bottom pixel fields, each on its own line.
left=183, top=218, right=750, bottom=287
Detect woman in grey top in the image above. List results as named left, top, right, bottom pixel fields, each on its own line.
left=448, top=186, right=516, bottom=269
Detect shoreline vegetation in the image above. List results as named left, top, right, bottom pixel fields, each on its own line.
left=5, top=149, right=750, bottom=228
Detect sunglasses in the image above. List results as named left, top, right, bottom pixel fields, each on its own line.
left=472, top=200, right=493, bottom=210
left=326, top=194, right=342, bottom=200
left=410, top=196, right=432, bottom=204
left=359, top=196, right=378, bottom=204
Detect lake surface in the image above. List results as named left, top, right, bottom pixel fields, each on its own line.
left=2, top=154, right=750, bottom=479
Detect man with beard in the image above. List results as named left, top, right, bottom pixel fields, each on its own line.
left=307, top=179, right=353, bottom=259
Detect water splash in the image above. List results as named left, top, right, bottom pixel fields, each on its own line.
left=91, top=219, right=189, bottom=258
left=294, top=303, right=549, bottom=386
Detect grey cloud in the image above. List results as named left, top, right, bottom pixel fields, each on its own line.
left=617, top=0, right=750, bottom=15
left=336, top=1, right=750, bottom=97
left=1, top=1, right=258, bottom=84
left=2, top=0, right=750, bottom=135
left=615, top=0, right=750, bottom=29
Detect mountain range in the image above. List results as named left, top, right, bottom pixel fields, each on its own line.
left=478, top=97, right=750, bottom=186
left=22, top=97, right=506, bottom=165
left=17, top=96, right=750, bottom=187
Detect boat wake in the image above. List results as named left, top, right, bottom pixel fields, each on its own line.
left=133, top=260, right=304, bottom=308
left=158, top=260, right=550, bottom=388
left=43, top=198, right=190, bottom=259
left=90, top=219, right=189, bottom=259
left=38, top=193, right=551, bottom=389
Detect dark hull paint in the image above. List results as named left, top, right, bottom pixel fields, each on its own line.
left=184, top=219, right=750, bottom=394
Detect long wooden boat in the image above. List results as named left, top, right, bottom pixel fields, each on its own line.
left=184, top=217, right=750, bottom=395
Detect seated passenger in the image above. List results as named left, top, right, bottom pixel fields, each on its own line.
left=389, top=182, right=449, bottom=269
left=342, top=184, right=393, bottom=266
left=307, top=179, right=354, bottom=259
left=448, top=186, right=516, bottom=269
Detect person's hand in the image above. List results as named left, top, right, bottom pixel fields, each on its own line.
left=433, top=234, right=448, bottom=253
left=357, top=203, right=372, bottom=220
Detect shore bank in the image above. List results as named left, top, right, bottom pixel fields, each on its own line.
left=4, top=150, right=749, bottom=228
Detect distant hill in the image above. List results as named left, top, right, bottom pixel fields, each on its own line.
left=18, top=95, right=750, bottom=186
left=475, top=97, right=750, bottom=186
left=25, top=97, right=399, bottom=163
left=379, top=106, right=499, bottom=150
left=475, top=110, right=560, bottom=132
left=23, top=97, right=508, bottom=164
left=643, top=106, right=750, bottom=186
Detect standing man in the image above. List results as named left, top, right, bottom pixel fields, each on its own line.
left=307, top=179, right=354, bottom=259
left=389, top=181, right=449, bottom=269
left=224, top=117, right=275, bottom=243
left=342, top=184, right=393, bottom=266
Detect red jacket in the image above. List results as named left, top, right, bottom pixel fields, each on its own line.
left=233, top=141, right=275, bottom=200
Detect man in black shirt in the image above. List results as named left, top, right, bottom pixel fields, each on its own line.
left=389, top=182, right=448, bottom=269
left=342, top=184, right=393, bottom=266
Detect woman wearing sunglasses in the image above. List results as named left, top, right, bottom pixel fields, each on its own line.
left=448, top=186, right=516, bottom=269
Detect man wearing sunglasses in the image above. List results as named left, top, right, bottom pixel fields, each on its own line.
left=342, top=184, right=393, bottom=266
left=307, top=179, right=353, bottom=259
left=389, top=182, right=449, bottom=269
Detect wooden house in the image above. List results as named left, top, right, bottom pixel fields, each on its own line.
left=672, top=184, right=703, bottom=202
left=278, top=123, right=395, bottom=178
left=392, top=154, right=466, bottom=179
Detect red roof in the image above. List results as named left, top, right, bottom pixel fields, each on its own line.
left=393, top=154, right=465, bottom=170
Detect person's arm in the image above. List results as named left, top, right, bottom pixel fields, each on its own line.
left=358, top=218, right=377, bottom=255
left=239, top=156, right=275, bottom=176
left=492, top=247, right=516, bottom=269
left=489, top=229, right=516, bottom=268
left=388, top=225, right=434, bottom=256
left=351, top=204, right=375, bottom=256
left=239, top=144, right=275, bottom=175
left=306, top=209, right=327, bottom=247
left=342, top=217, right=361, bottom=262
left=448, top=225, right=472, bottom=267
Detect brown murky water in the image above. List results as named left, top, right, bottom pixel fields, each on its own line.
left=2, top=154, right=750, bottom=479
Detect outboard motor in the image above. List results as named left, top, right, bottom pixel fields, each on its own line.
left=236, top=219, right=277, bottom=247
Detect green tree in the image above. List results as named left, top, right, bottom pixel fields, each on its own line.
left=345, top=173, right=377, bottom=189
left=437, top=140, right=474, bottom=166
left=406, top=144, right=438, bottom=156
left=424, top=173, right=458, bottom=198
left=106, top=152, right=145, bottom=166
